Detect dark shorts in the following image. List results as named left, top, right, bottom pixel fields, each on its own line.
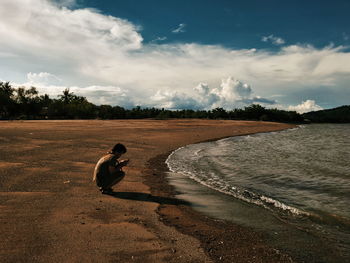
left=96, top=171, right=125, bottom=188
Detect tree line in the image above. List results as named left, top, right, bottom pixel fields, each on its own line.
left=0, top=81, right=304, bottom=122
left=302, top=105, right=350, bottom=123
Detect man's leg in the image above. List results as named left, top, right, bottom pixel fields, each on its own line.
left=100, top=171, right=125, bottom=193
left=106, top=172, right=125, bottom=188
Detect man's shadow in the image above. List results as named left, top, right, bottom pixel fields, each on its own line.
left=109, top=191, right=191, bottom=206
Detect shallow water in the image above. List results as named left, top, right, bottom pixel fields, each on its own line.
left=166, top=124, right=350, bottom=261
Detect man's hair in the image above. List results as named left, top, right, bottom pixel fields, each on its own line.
left=111, top=143, right=127, bottom=154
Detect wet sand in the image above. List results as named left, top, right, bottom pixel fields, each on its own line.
left=0, top=119, right=295, bottom=262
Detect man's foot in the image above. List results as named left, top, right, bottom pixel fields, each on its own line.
left=99, top=187, right=113, bottom=194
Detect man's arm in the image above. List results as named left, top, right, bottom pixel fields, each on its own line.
left=109, top=159, right=129, bottom=174
left=116, top=159, right=129, bottom=169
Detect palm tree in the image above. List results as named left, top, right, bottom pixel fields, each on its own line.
left=0, top=82, right=14, bottom=97
left=0, top=82, right=15, bottom=118
left=59, top=88, right=75, bottom=103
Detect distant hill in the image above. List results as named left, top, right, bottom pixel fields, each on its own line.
left=302, top=105, right=350, bottom=123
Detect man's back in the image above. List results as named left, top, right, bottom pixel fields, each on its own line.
left=93, top=154, right=117, bottom=182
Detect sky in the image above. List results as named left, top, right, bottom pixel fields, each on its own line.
left=0, top=0, right=349, bottom=113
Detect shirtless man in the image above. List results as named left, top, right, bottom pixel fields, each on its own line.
left=93, top=143, right=129, bottom=194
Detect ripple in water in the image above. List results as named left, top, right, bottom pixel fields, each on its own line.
left=166, top=124, right=350, bottom=259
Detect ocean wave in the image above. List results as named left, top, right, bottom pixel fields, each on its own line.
left=167, top=156, right=309, bottom=217
left=165, top=126, right=310, bottom=217
left=166, top=124, right=350, bottom=258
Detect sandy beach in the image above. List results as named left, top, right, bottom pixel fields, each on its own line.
left=0, top=119, right=295, bottom=262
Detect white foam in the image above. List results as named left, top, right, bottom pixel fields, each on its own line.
left=168, top=158, right=309, bottom=217
left=260, top=195, right=309, bottom=216
left=165, top=125, right=309, bottom=217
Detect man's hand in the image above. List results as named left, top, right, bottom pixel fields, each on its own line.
left=119, top=159, right=129, bottom=167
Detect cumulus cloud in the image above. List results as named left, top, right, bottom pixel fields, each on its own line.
left=150, top=90, right=202, bottom=109
left=288, top=100, right=323, bottom=113
left=204, top=77, right=275, bottom=108
left=0, top=0, right=143, bottom=58
left=0, top=0, right=349, bottom=110
left=172, top=23, right=186, bottom=33
left=151, top=77, right=276, bottom=110
left=262, top=34, right=286, bottom=45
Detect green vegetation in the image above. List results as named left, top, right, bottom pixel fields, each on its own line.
left=302, top=106, right=350, bottom=123
left=0, top=81, right=311, bottom=123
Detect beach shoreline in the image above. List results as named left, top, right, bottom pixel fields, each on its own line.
left=0, top=119, right=297, bottom=262
left=144, top=136, right=296, bottom=263
left=152, top=124, right=349, bottom=263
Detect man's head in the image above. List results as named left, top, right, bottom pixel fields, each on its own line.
left=110, top=143, right=127, bottom=157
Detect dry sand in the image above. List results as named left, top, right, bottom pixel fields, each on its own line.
left=0, top=119, right=295, bottom=262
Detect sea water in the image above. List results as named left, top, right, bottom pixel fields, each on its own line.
left=166, top=124, right=350, bottom=262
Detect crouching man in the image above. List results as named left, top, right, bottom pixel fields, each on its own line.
left=93, top=143, right=129, bottom=194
